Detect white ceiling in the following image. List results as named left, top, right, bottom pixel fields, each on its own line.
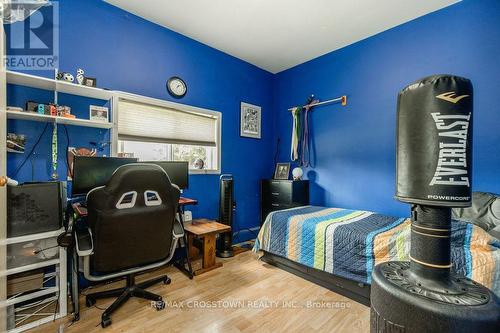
left=105, top=0, right=459, bottom=73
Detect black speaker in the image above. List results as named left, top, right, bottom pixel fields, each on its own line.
left=216, top=174, right=234, bottom=258
left=370, top=75, right=500, bottom=332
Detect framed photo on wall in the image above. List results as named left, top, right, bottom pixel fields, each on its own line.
left=240, top=102, right=261, bottom=139
left=274, top=163, right=290, bottom=180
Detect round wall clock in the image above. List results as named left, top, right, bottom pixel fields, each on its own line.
left=166, top=76, right=187, bottom=98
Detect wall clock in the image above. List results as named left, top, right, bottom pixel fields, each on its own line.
left=166, top=76, right=187, bottom=98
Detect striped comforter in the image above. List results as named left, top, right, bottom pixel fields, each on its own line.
left=254, top=206, right=500, bottom=296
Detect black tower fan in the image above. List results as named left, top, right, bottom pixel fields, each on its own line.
left=370, top=75, right=499, bottom=332
left=216, top=174, right=234, bottom=258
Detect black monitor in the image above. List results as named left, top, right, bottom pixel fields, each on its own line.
left=72, top=156, right=138, bottom=196
left=143, top=161, right=189, bottom=190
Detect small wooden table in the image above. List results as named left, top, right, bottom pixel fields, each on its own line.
left=184, top=219, right=231, bottom=275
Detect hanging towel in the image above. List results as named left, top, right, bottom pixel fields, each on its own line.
left=291, top=107, right=301, bottom=161
left=301, top=99, right=319, bottom=167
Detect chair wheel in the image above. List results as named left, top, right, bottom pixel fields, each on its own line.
left=73, top=313, right=80, bottom=321
left=86, top=297, right=96, bottom=307
left=154, top=300, right=165, bottom=311
left=163, top=277, right=171, bottom=285
left=101, top=316, right=112, bottom=328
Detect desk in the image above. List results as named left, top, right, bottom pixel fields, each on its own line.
left=174, top=197, right=197, bottom=279
left=184, top=219, right=231, bottom=275
left=179, top=197, right=198, bottom=207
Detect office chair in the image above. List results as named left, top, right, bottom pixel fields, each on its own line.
left=74, top=164, right=183, bottom=328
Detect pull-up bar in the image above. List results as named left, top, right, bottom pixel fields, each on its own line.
left=288, top=95, right=347, bottom=111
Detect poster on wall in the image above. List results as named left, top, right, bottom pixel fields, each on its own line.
left=240, top=102, right=261, bottom=139
left=67, top=147, right=97, bottom=179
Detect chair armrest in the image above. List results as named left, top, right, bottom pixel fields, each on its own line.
left=75, top=227, right=94, bottom=256
left=173, top=218, right=184, bottom=238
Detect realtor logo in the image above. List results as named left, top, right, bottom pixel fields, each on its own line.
left=3, top=1, right=59, bottom=70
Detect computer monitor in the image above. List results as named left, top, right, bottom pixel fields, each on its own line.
left=72, top=156, right=138, bottom=196
left=143, top=161, right=189, bottom=190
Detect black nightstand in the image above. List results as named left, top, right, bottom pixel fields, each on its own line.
left=260, top=179, right=309, bottom=226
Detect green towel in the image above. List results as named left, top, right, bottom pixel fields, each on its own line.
left=291, top=107, right=301, bottom=161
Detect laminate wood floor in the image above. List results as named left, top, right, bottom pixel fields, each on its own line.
left=28, top=252, right=369, bottom=333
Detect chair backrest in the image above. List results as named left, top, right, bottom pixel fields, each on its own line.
left=86, top=163, right=180, bottom=273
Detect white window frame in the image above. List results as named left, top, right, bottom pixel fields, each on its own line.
left=111, top=92, right=222, bottom=175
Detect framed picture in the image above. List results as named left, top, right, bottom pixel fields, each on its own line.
left=274, top=163, right=290, bottom=180
left=89, top=105, right=109, bottom=123
left=240, top=102, right=261, bottom=139
left=117, top=152, right=135, bottom=158
left=83, top=77, right=96, bottom=87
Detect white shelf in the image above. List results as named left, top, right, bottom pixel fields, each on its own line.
left=4, top=233, right=68, bottom=333
left=8, top=312, right=65, bottom=333
left=56, top=79, right=113, bottom=100
left=5, top=259, right=60, bottom=276
left=7, top=70, right=114, bottom=100
left=6, top=71, right=55, bottom=91
left=6, top=287, right=59, bottom=307
left=7, top=111, right=113, bottom=129
left=5, top=228, right=65, bottom=245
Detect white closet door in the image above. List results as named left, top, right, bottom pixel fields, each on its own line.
left=0, top=12, right=7, bottom=333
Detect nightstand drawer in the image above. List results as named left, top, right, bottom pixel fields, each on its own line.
left=267, top=180, right=292, bottom=195
left=262, top=181, right=292, bottom=203
left=263, top=189, right=291, bottom=204
left=260, top=179, right=309, bottom=226
left=267, top=202, right=288, bottom=210
left=261, top=203, right=292, bottom=224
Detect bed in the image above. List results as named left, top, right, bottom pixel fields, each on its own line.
left=253, top=206, right=500, bottom=305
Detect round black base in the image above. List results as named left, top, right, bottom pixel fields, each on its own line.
left=216, top=250, right=234, bottom=258
left=370, top=262, right=500, bottom=332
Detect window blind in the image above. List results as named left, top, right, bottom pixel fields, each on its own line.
left=117, top=99, right=217, bottom=146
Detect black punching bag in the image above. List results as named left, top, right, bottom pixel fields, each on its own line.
left=370, top=75, right=500, bottom=332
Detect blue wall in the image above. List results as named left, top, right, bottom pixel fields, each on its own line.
left=6, top=0, right=274, bottom=240
left=6, top=0, right=500, bottom=234
left=273, top=0, right=500, bottom=217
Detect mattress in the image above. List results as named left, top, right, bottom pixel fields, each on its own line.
left=254, top=206, right=500, bottom=297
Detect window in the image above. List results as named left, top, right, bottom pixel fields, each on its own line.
left=114, top=96, right=221, bottom=173
left=118, top=141, right=217, bottom=170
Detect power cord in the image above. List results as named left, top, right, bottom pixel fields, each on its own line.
left=33, top=245, right=59, bottom=255
left=231, top=208, right=258, bottom=243
left=11, top=122, right=50, bottom=178
left=29, top=153, right=36, bottom=181
left=53, top=291, right=59, bottom=322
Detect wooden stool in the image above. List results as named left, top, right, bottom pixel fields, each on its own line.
left=184, top=219, right=231, bottom=275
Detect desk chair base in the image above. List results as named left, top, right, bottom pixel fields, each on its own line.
left=86, top=274, right=170, bottom=328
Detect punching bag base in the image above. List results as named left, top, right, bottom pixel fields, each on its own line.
left=370, top=262, right=500, bottom=332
